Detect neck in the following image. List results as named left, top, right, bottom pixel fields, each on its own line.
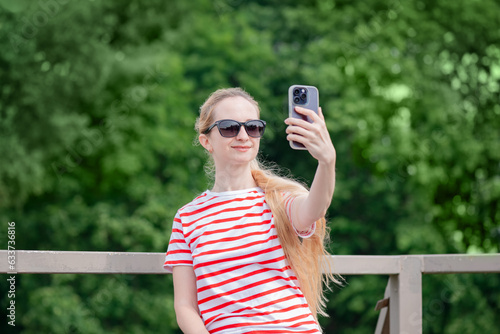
left=212, top=163, right=256, bottom=192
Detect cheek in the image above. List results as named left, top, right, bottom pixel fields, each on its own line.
left=253, top=139, right=261, bottom=151
left=211, top=137, right=230, bottom=153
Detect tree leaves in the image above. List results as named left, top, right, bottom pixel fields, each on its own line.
left=1, top=0, right=499, bottom=333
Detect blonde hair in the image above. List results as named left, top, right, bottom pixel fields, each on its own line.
left=196, top=87, right=340, bottom=320
left=195, top=87, right=260, bottom=136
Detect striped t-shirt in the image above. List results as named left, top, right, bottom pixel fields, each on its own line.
left=164, top=187, right=319, bottom=334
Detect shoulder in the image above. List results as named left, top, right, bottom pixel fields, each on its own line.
left=177, top=191, right=211, bottom=214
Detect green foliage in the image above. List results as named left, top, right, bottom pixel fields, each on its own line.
left=0, top=0, right=499, bottom=333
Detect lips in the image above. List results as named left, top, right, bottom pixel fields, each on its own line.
left=232, top=145, right=251, bottom=151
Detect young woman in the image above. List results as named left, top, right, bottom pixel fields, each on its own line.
left=164, top=87, right=339, bottom=333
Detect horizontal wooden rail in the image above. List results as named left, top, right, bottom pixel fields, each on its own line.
left=1, top=250, right=499, bottom=275
left=2, top=251, right=499, bottom=334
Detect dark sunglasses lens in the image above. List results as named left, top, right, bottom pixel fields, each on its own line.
left=245, top=121, right=265, bottom=137
left=218, top=120, right=241, bottom=137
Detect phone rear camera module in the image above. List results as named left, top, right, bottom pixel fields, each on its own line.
left=292, top=87, right=308, bottom=105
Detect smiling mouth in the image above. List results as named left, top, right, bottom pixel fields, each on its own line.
left=232, top=146, right=251, bottom=151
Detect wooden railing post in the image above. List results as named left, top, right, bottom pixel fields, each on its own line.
left=389, top=256, right=423, bottom=334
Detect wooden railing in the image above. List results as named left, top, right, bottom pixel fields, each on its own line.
left=2, top=251, right=499, bottom=333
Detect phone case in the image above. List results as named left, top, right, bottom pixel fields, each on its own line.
left=288, top=84, right=319, bottom=150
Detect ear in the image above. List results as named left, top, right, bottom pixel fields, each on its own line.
left=199, top=134, right=213, bottom=153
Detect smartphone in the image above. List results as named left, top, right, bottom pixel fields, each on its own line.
left=288, top=84, right=319, bottom=150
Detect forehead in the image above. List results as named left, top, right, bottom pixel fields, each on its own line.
left=212, top=96, right=259, bottom=121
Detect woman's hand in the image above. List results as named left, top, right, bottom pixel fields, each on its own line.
left=285, top=106, right=336, bottom=165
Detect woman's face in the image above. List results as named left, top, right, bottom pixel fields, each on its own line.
left=199, top=96, right=261, bottom=169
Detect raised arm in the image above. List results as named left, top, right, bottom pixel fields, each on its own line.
left=284, top=106, right=336, bottom=233
left=172, top=266, right=210, bottom=334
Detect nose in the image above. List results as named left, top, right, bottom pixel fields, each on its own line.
left=235, top=125, right=249, bottom=140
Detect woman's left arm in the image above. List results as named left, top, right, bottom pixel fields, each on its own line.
left=285, top=106, right=336, bottom=233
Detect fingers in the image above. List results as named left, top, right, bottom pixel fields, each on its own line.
left=285, top=107, right=324, bottom=128
left=285, top=116, right=325, bottom=146
left=285, top=124, right=310, bottom=137
left=287, top=105, right=325, bottom=130
left=318, top=107, right=325, bottom=121
left=285, top=106, right=335, bottom=162
left=285, top=105, right=330, bottom=144
left=294, top=106, right=323, bottom=122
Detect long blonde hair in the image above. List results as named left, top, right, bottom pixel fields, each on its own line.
left=196, top=87, right=340, bottom=320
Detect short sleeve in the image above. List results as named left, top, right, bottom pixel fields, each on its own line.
left=163, top=212, right=193, bottom=273
left=282, top=192, right=316, bottom=239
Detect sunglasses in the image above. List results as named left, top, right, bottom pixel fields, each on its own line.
left=203, top=119, right=266, bottom=138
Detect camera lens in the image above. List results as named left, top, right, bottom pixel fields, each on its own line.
left=300, top=93, right=307, bottom=100
left=293, top=96, right=300, bottom=103
left=293, top=88, right=300, bottom=95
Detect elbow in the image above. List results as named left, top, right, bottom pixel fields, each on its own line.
left=174, top=303, right=183, bottom=325
left=309, top=208, right=328, bottom=224
left=297, top=211, right=326, bottom=230
left=174, top=301, right=189, bottom=325
left=303, top=199, right=330, bottom=222
left=318, top=208, right=328, bottom=220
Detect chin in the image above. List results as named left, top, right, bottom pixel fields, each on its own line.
left=233, top=152, right=258, bottom=164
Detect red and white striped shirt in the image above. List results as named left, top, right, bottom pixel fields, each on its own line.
left=164, top=187, right=319, bottom=334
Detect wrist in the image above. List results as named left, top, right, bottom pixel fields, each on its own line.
left=318, top=155, right=336, bottom=169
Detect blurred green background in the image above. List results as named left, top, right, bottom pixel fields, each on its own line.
left=1, top=0, right=499, bottom=333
